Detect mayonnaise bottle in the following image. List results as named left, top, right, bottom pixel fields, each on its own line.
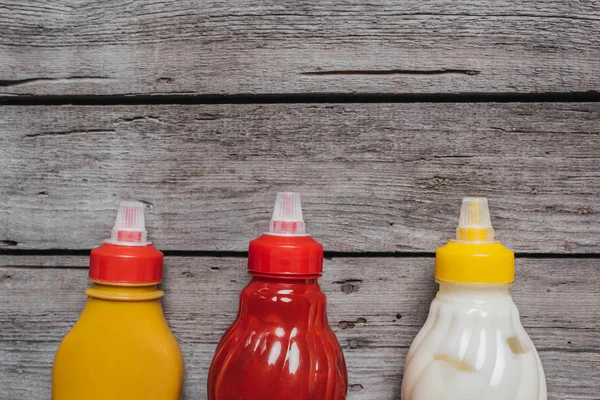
left=402, top=197, right=547, bottom=400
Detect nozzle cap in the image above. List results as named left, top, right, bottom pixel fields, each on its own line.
left=105, top=201, right=150, bottom=246
left=89, top=243, right=163, bottom=284
left=456, top=197, right=495, bottom=243
left=248, top=234, right=323, bottom=277
left=90, top=201, right=162, bottom=284
left=249, top=192, right=323, bottom=276
left=268, top=192, right=306, bottom=236
left=436, top=197, right=514, bottom=284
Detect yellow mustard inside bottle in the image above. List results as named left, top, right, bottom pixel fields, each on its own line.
left=52, top=201, right=184, bottom=400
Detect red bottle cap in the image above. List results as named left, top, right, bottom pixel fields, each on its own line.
left=248, top=193, right=323, bottom=277
left=248, top=234, right=323, bottom=277
left=89, top=243, right=163, bottom=284
left=88, top=201, right=163, bottom=284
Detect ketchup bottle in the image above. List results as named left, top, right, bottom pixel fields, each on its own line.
left=208, top=192, right=348, bottom=399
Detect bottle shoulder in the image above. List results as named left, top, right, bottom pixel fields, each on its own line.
left=413, top=295, right=534, bottom=348
left=53, top=306, right=184, bottom=400
left=402, top=295, right=546, bottom=400
left=215, top=289, right=342, bottom=355
left=55, top=299, right=183, bottom=365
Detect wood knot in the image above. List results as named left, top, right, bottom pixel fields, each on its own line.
left=341, top=283, right=357, bottom=293
left=333, top=279, right=362, bottom=294
left=349, top=384, right=364, bottom=392
left=338, top=317, right=367, bottom=329
left=137, top=200, right=154, bottom=209
left=427, top=176, right=451, bottom=187
left=338, top=321, right=351, bottom=329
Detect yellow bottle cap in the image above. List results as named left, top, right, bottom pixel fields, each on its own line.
left=435, top=198, right=515, bottom=284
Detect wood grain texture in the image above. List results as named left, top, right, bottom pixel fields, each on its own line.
left=0, top=256, right=598, bottom=399
left=1, top=103, right=599, bottom=252
left=1, top=0, right=600, bottom=96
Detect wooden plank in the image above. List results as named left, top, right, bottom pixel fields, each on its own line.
left=1, top=0, right=600, bottom=96
left=1, top=256, right=599, bottom=399
left=1, top=103, right=599, bottom=253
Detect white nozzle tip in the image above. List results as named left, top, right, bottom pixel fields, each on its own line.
left=105, top=201, right=150, bottom=246
left=268, top=192, right=306, bottom=236
left=459, top=197, right=492, bottom=228
left=456, top=197, right=495, bottom=242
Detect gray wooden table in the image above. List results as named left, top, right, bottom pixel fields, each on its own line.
left=1, top=1, right=599, bottom=399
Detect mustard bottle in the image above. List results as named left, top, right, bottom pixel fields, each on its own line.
left=52, top=201, right=184, bottom=400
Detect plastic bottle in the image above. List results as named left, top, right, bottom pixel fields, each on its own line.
left=402, top=198, right=547, bottom=400
left=52, top=201, right=184, bottom=400
left=208, top=192, right=348, bottom=399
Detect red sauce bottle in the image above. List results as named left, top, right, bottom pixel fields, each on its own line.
left=208, top=192, right=348, bottom=399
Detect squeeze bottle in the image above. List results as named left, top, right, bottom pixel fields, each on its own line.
left=208, top=192, right=348, bottom=399
left=52, top=201, right=184, bottom=400
left=402, top=198, right=547, bottom=400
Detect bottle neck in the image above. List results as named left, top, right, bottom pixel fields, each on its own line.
left=437, top=281, right=511, bottom=300
left=85, top=282, right=164, bottom=301
left=248, top=273, right=320, bottom=283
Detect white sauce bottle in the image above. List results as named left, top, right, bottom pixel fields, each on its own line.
left=402, top=197, right=547, bottom=400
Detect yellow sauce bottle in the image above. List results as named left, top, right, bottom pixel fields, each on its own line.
left=52, top=201, right=184, bottom=400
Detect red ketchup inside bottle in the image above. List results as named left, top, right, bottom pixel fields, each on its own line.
left=208, top=193, right=348, bottom=399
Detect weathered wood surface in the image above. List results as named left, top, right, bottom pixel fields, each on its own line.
left=1, top=103, right=599, bottom=252
left=2, top=0, right=600, bottom=96
left=1, top=256, right=598, bottom=399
